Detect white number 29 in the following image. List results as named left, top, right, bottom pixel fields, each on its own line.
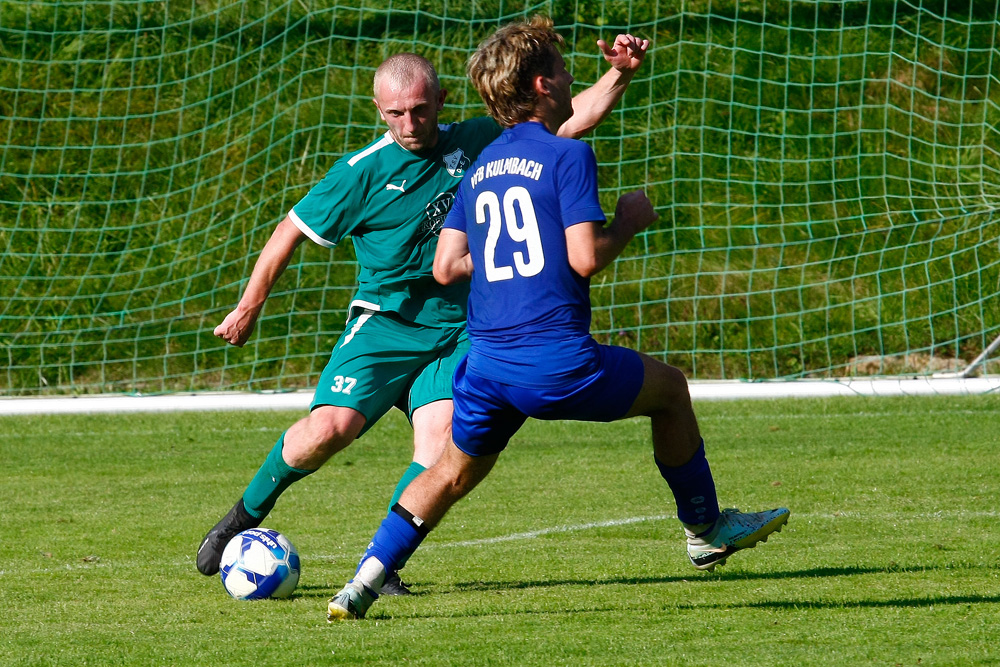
left=475, top=186, right=545, bottom=282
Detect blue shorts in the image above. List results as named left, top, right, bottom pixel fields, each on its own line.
left=451, top=344, right=645, bottom=456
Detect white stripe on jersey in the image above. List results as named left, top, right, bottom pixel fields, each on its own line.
left=287, top=208, right=336, bottom=248
left=348, top=133, right=393, bottom=166
left=349, top=299, right=381, bottom=313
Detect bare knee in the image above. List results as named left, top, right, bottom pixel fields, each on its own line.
left=411, top=400, right=454, bottom=467
left=441, top=466, right=482, bottom=500
left=283, top=406, right=366, bottom=468
left=430, top=449, right=497, bottom=504
left=662, top=364, right=693, bottom=404
left=627, top=356, right=693, bottom=417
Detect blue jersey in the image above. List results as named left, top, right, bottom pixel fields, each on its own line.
left=442, top=122, right=607, bottom=387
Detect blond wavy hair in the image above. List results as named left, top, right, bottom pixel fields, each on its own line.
left=467, top=16, right=565, bottom=127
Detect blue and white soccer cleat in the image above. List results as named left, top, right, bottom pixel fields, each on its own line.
left=687, top=507, right=790, bottom=571
left=327, top=581, right=378, bottom=621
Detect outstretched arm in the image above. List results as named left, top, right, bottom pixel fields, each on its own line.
left=557, top=33, right=650, bottom=139
left=565, top=190, right=658, bottom=277
left=214, top=216, right=307, bottom=347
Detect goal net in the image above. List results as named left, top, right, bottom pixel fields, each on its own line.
left=2, top=0, right=999, bottom=396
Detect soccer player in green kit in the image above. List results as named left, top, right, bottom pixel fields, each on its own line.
left=197, top=37, right=650, bottom=594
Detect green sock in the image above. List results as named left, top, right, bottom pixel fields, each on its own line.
left=242, top=433, right=314, bottom=519
left=387, top=461, right=426, bottom=514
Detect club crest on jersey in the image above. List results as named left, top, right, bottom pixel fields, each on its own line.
left=422, top=192, right=455, bottom=236
left=443, top=149, right=470, bottom=178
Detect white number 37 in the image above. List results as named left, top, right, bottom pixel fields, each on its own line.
left=331, top=375, right=357, bottom=394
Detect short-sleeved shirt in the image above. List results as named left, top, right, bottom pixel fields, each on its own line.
left=289, top=116, right=502, bottom=327
left=442, top=121, right=607, bottom=387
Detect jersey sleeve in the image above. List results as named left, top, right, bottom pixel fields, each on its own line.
left=287, top=160, right=365, bottom=248
left=556, top=141, right=606, bottom=228
left=442, top=181, right=469, bottom=233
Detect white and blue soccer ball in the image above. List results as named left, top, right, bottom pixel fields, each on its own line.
left=219, top=528, right=300, bottom=600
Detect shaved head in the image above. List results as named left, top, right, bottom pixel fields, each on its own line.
left=373, top=53, right=440, bottom=99
left=372, top=53, right=447, bottom=151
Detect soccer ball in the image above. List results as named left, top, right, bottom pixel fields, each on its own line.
left=219, top=528, right=300, bottom=600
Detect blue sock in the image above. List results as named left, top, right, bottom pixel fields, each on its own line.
left=386, top=462, right=427, bottom=571
left=654, top=441, right=720, bottom=529
left=355, top=504, right=429, bottom=581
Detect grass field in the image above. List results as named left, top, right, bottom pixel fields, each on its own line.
left=2, top=394, right=998, bottom=665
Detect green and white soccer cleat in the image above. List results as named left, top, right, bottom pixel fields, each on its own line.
left=327, top=582, right=378, bottom=621
left=687, top=507, right=790, bottom=571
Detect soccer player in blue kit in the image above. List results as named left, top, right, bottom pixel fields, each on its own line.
left=326, top=16, right=790, bottom=620
left=196, top=36, right=652, bottom=595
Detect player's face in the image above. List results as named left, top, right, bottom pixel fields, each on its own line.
left=373, top=77, right=447, bottom=152
left=544, top=50, right=575, bottom=127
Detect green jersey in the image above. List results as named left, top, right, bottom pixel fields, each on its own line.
left=289, top=116, right=502, bottom=327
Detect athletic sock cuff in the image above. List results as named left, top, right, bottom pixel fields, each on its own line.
left=242, top=434, right=315, bottom=518
left=391, top=503, right=431, bottom=537
left=271, top=433, right=317, bottom=476
left=654, top=440, right=708, bottom=482
left=242, top=500, right=266, bottom=521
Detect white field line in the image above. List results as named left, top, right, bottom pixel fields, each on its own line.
left=432, top=514, right=673, bottom=548
left=418, top=509, right=1000, bottom=550
left=306, top=509, right=1000, bottom=562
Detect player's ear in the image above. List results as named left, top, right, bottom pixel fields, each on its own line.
left=372, top=97, right=386, bottom=121
left=437, top=88, right=448, bottom=110
left=532, top=74, right=550, bottom=97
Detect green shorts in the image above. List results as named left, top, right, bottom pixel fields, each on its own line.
left=310, top=309, right=468, bottom=437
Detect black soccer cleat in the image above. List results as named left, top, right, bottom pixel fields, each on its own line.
left=379, top=570, right=412, bottom=596
left=196, top=498, right=262, bottom=576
